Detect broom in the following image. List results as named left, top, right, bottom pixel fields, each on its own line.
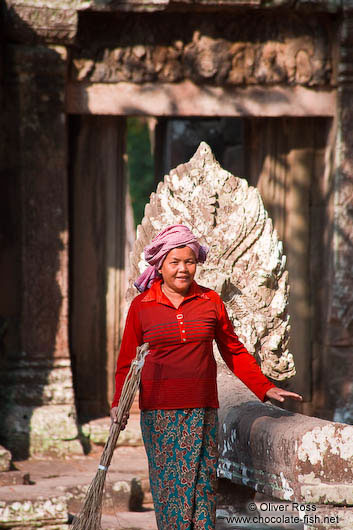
left=71, top=342, right=150, bottom=530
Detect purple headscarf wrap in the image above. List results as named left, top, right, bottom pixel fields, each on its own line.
left=134, top=224, right=208, bottom=293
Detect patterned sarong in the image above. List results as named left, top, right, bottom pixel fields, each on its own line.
left=140, top=407, right=218, bottom=530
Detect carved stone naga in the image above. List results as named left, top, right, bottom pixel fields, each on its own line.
left=127, top=142, right=295, bottom=382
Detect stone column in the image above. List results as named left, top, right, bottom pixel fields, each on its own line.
left=326, top=5, right=353, bottom=423
left=245, top=118, right=322, bottom=402
left=70, top=115, right=130, bottom=420
left=0, top=44, right=81, bottom=458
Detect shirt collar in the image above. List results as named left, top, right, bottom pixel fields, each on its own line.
left=141, top=278, right=209, bottom=305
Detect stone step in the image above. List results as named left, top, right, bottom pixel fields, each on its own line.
left=1, top=448, right=299, bottom=530
left=0, top=470, right=31, bottom=487
left=0, top=446, right=151, bottom=529
left=100, top=511, right=157, bottom=529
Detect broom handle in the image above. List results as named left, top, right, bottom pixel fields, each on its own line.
left=98, top=343, right=149, bottom=470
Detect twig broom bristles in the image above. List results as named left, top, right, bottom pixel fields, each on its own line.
left=71, top=343, right=150, bottom=530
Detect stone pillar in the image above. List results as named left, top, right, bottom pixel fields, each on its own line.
left=245, top=118, right=330, bottom=403
left=0, top=44, right=81, bottom=458
left=70, top=115, right=130, bottom=420
left=326, top=6, right=353, bottom=424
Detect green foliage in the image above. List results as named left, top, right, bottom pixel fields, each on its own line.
left=127, top=117, right=155, bottom=227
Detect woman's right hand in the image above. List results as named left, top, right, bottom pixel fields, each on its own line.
left=110, top=407, right=129, bottom=430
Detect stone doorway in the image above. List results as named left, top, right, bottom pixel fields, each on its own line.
left=156, top=116, right=332, bottom=402
left=68, top=112, right=331, bottom=420
left=245, top=117, right=332, bottom=404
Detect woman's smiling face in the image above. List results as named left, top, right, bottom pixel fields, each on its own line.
left=159, top=246, right=197, bottom=295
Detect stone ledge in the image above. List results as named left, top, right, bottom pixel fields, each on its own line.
left=218, top=370, right=353, bottom=504
left=0, top=450, right=148, bottom=528
left=0, top=493, right=68, bottom=529
left=217, top=367, right=353, bottom=529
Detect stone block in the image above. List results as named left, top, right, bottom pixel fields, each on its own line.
left=65, top=475, right=144, bottom=514
left=4, top=3, right=78, bottom=44
left=1, top=359, right=76, bottom=407
left=217, top=477, right=255, bottom=512
left=0, top=405, right=83, bottom=458
left=111, top=480, right=131, bottom=511
left=82, top=415, right=143, bottom=448
left=0, top=445, right=11, bottom=472
left=129, top=477, right=144, bottom=511
left=0, top=471, right=31, bottom=487
left=0, top=494, right=68, bottom=529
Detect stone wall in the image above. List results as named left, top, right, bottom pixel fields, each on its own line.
left=328, top=5, right=353, bottom=424
left=0, top=38, right=81, bottom=457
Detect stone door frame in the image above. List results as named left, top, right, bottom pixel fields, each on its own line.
left=67, top=80, right=336, bottom=415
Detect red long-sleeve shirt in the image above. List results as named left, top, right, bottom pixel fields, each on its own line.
left=112, top=279, right=275, bottom=410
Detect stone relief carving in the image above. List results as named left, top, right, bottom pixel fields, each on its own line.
left=127, top=143, right=295, bottom=382
left=71, top=12, right=333, bottom=86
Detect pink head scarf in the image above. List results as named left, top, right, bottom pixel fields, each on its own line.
left=134, top=224, right=208, bottom=292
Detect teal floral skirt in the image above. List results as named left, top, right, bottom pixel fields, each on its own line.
left=140, top=407, right=218, bottom=530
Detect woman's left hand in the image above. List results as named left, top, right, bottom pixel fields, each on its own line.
left=265, top=387, right=303, bottom=403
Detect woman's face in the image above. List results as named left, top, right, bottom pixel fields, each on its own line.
left=159, top=246, right=197, bottom=295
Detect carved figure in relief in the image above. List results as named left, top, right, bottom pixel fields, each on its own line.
left=111, top=144, right=302, bottom=529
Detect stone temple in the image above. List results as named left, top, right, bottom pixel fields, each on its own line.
left=1, top=1, right=353, bottom=528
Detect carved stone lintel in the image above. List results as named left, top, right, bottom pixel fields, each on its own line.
left=71, top=11, right=334, bottom=87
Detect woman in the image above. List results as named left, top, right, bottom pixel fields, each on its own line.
left=111, top=224, right=302, bottom=530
